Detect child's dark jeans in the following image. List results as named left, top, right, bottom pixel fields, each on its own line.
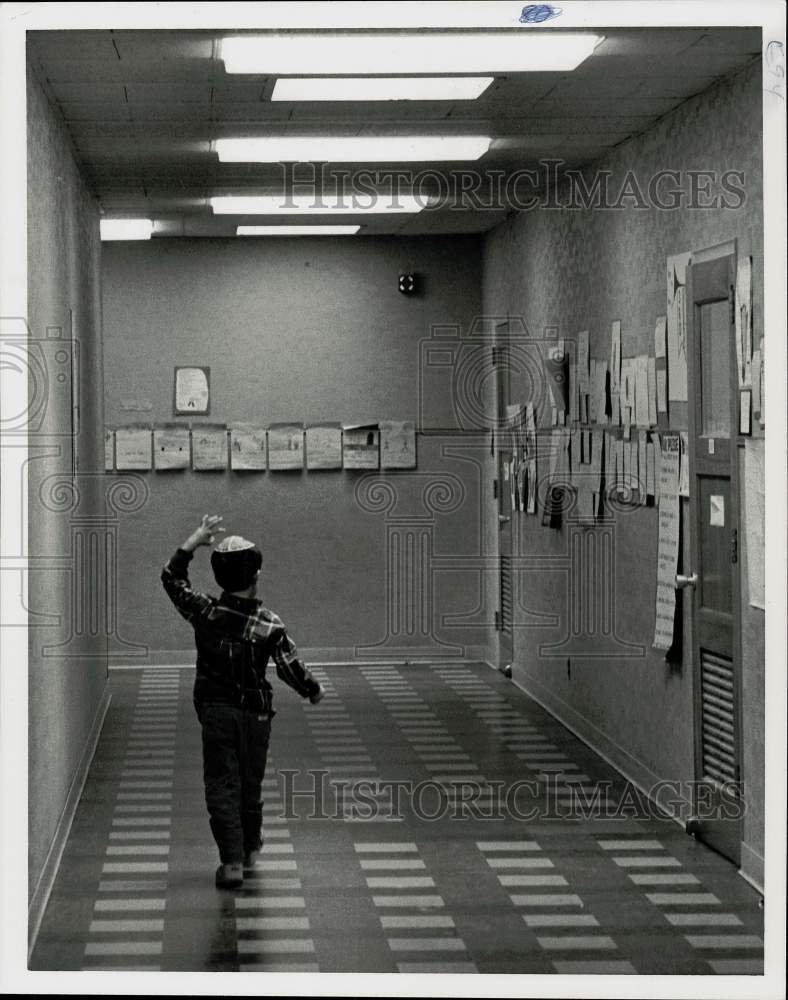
left=195, top=700, right=272, bottom=863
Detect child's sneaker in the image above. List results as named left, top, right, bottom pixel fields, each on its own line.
left=215, top=862, right=244, bottom=889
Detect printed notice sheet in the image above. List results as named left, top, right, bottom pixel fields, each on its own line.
left=306, top=423, right=343, bottom=470
left=154, top=423, right=190, bottom=470
left=174, top=366, right=210, bottom=414
left=267, top=424, right=304, bottom=470
left=343, top=424, right=380, bottom=469
left=666, top=252, right=691, bottom=402
left=653, top=433, right=681, bottom=651
left=192, top=424, right=228, bottom=471
left=115, top=425, right=152, bottom=471
left=380, top=420, right=417, bottom=469
left=230, top=425, right=267, bottom=470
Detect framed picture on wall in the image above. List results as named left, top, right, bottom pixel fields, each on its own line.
left=174, top=366, right=210, bottom=415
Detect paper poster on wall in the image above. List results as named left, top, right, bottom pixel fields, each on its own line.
left=380, top=420, right=417, bottom=469
left=620, top=358, right=636, bottom=426
left=744, top=439, right=764, bottom=609
left=635, top=356, right=649, bottom=428
left=306, top=423, right=343, bottom=470
left=115, top=425, right=152, bottom=471
left=735, top=255, right=752, bottom=387
left=154, top=423, right=190, bottom=470
left=104, top=429, right=114, bottom=471
left=343, top=424, right=380, bottom=469
left=267, top=423, right=304, bottom=470
left=609, top=321, right=622, bottom=426
left=638, top=431, right=648, bottom=504
left=576, top=330, right=589, bottom=394
left=653, top=433, right=681, bottom=651
left=646, top=440, right=655, bottom=499
left=751, top=347, right=762, bottom=422
left=678, top=431, right=689, bottom=497
left=666, top=252, right=691, bottom=402
left=192, top=424, right=228, bottom=471
left=647, top=357, right=657, bottom=427
left=230, top=424, right=267, bottom=470
left=654, top=315, right=668, bottom=416
left=544, top=340, right=569, bottom=416
left=174, top=366, right=210, bottom=415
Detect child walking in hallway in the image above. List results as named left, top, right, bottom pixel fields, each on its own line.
left=161, top=515, right=324, bottom=888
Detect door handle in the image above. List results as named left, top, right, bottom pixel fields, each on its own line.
left=498, top=515, right=511, bottom=525
left=675, top=572, right=698, bottom=590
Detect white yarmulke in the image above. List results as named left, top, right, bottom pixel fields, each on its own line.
left=215, top=535, right=256, bottom=553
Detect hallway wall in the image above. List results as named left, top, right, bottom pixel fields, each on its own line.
left=27, top=64, right=107, bottom=903
left=101, top=236, right=489, bottom=662
left=482, top=60, right=764, bottom=882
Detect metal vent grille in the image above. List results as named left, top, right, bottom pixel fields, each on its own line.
left=500, top=555, right=513, bottom=636
left=700, top=650, right=738, bottom=787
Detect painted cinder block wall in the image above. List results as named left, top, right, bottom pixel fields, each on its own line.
left=26, top=63, right=107, bottom=903
left=481, top=59, right=764, bottom=885
left=101, top=236, right=489, bottom=664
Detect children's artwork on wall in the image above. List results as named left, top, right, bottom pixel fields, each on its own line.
left=380, top=420, right=416, bottom=469
left=343, top=424, right=380, bottom=469
left=230, top=424, right=267, bottom=470
left=192, top=424, right=228, bottom=471
left=115, top=425, right=152, bottom=471
left=306, top=423, right=343, bottom=470
left=267, top=424, right=304, bottom=470
left=174, top=366, right=210, bottom=415
left=154, top=423, right=190, bottom=470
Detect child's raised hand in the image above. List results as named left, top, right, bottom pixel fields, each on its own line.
left=186, top=514, right=225, bottom=549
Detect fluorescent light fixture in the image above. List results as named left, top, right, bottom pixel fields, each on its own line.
left=211, top=195, right=426, bottom=215
left=100, top=219, right=153, bottom=241
left=271, top=76, right=494, bottom=102
left=215, top=136, right=491, bottom=163
left=237, top=225, right=360, bottom=235
left=221, top=33, right=602, bottom=75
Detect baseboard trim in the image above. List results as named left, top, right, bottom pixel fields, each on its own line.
left=510, top=669, right=691, bottom=829
left=28, top=683, right=112, bottom=961
left=739, top=842, right=765, bottom=894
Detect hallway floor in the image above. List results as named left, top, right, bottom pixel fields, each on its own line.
left=30, top=662, right=764, bottom=975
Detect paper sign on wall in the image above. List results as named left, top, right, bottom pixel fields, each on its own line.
left=267, top=424, right=304, bottom=470
left=306, top=423, right=343, bottom=470
left=380, top=420, right=417, bottom=469
left=192, top=424, right=228, bottom=470
left=154, top=423, right=190, bottom=470
left=654, top=315, right=668, bottom=416
left=678, top=431, right=689, bottom=497
left=115, top=425, right=152, bottom=471
left=666, top=252, right=691, bottom=402
left=230, top=425, right=267, bottom=470
left=709, top=494, right=725, bottom=528
left=735, top=255, right=752, bottom=387
left=343, top=424, right=380, bottom=469
left=653, top=433, right=681, bottom=651
left=174, top=366, right=210, bottom=415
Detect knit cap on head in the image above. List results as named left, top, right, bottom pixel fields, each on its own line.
left=215, top=535, right=256, bottom=553
left=211, top=535, right=262, bottom=592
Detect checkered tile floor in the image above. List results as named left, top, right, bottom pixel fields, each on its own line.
left=30, top=663, right=764, bottom=974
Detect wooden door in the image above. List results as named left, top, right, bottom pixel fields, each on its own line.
left=686, top=252, right=742, bottom=864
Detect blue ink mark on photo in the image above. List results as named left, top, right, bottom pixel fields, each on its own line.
left=519, top=4, right=563, bottom=24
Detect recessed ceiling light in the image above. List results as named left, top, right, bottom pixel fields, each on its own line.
left=221, top=33, right=603, bottom=75
left=236, top=225, right=361, bottom=235
left=271, top=77, right=494, bottom=102
left=210, top=195, right=426, bottom=215
left=100, top=219, right=154, bottom=241
left=214, top=136, right=491, bottom=163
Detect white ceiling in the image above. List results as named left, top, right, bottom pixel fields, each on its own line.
left=27, top=27, right=761, bottom=236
